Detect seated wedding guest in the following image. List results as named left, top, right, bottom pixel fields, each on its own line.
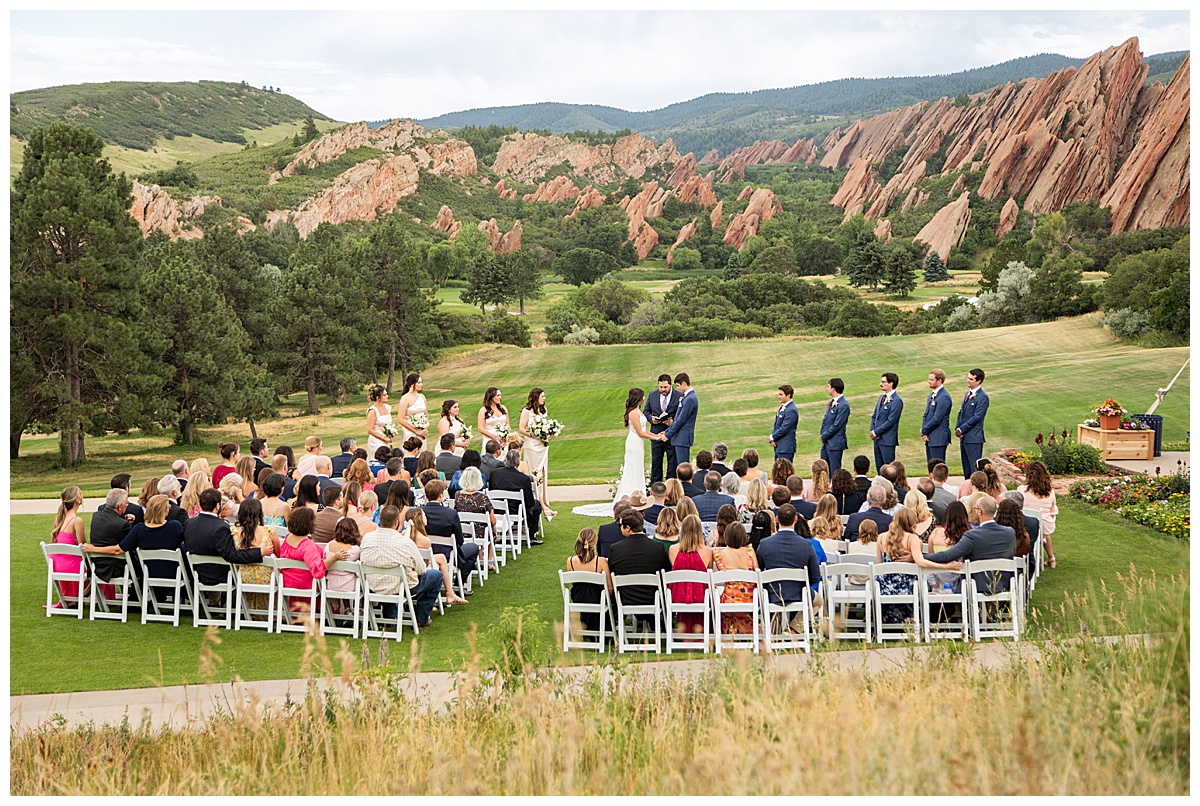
left=489, top=449, right=544, bottom=543
left=435, top=433, right=462, bottom=478
left=360, top=505, right=442, bottom=628
left=313, top=456, right=339, bottom=496
left=964, top=491, right=991, bottom=527
left=924, top=496, right=1016, bottom=594
left=916, top=477, right=937, bottom=508
left=289, top=476, right=322, bottom=520
left=236, top=456, right=259, bottom=499
left=454, top=466, right=498, bottom=568
left=279, top=505, right=339, bottom=614
left=416, top=450, right=440, bottom=481
left=607, top=509, right=671, bottom=614
left=650, top=507, right=681, bottom=550
left=803, top=459, right=831, bottom=502
left=84, top=494, right=184, bottom=587
left=250, top=438, right=271, bottom=480
left=357, top=490, right=380, bottom=538
left=369, top=445, right=391, bottom=481
left=861, top=476, right=901, bottom=515
left=412, top=470, right=439, bottom=506
left=402, top=437, right=423, bottom=478
left=745, top=478, right=769, bottom=516
left=405, top=507, right=468, bottom=606
left=721, top=471, right=748, bottom=514
left=296, top=436, right=322, bottom=479
left=269, top=454, right=297, bottom=500
left=138, top=477, right=160, bottom=509
left=273, top=446, right=297, bottom=478
left=565, top=527, right=610, bottom=634
left=373, top=459, right=406, bottom=505
left=710, top=443, right=732, bottom=477
left=892, top=461, right=911, bottom=494
left=323, top=517, right=363, bottom=614
left=695, top=471, right=735, bottom=522
left=180, top=471, right=211, bottom=518
left=830, top=468, right=866, bottom=515
left=676, top=463, right=704, bottom=499
left=183, top=488, right=274, bottom=588
left=877, top=508, right=963, bottom=622
left=171, top=459, right=190, bottom=492
left=311, top=487, right=344, bottom=544
left=713, top=504, right=738, bottom=547
left=190, top=457, right=212, bottom=481
left=978, top=460, right=1007, bottom=500
left=663, top=478, right=685, bottom=507
left=925, top=500, right=970, bottom=590
left=694, top=450, right=715, bottom=480
left=674, top=495, right=699, bottom=525
left=768, top=458, right=794, bottom=494
left=994, top=499, right=1031, bottom=558
left=212, top=443, right=240, bottom=489
left=255, top=466, right=275, bottom=493
left=904, top=490, right=937, bottom=543
left=844, top=485, right=894, bottom=540
left=786, top=475, right=818, bottom=520
left=258, top=473, right=290, bottom=534
left=217, top=473, right=245, bottom=523
left=331, top=437, right=357, bottom=479
left=644, top=482, right=668, bottom=526
left=422, top=479, right=482, bottom=578
left=756, top=504, right=822, bottom=624
left=157, top=476, right=189, bottom=525
left=449, top=450, right=486, bottom=497
left=929, top=463, right=958, bottom=520
left=853, top=455, right=872, bottom=495
left=107, top=474, right=145, bottom=524
left=742, top=449, right=767, bottom=487
left=85, top=489, right=130, bottom=585
left=747, top=509, right=776, bottom=553
left=598, top=501, right=632, bottom=559
left=846, top=519, right=880, bottom=587
left=793, top=515, right=827, bottom=565
left=770, top=485, right=791, bottom=514
left=733, top=457, right=753, bottom=493
left=809, top=494, right=843, bottom=543
left=1017, top=460, right=1056, bottom=566
left=344, top=458, right=375, bottom=492
left=1000, top=490, right=1041, bottom=549
left=231, top=497, right=278, bottom=612
left=957, top=470, right=988, bottom=501
left=480, top=440, right=504, bottom=482
left=667, top=514, right=714, bottom=634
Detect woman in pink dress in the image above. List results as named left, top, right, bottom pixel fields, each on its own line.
left=49, top=486, right=87, bottom=605
left=667, top=515, right=713, bottom=634
left=278, top=507, right=341, bottom=614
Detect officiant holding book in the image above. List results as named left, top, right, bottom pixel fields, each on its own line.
left=644, top=373, right=682, bottom=483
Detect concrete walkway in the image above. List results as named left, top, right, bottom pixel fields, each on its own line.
left=12, top=638, right=1064, bottom=733
left=1107, top=450, right=1189, bottom=476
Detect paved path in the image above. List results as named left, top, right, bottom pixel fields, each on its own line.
left=1107, top=450, right=1189, bottom=476
left=10, top=639, right=1049, bottom=733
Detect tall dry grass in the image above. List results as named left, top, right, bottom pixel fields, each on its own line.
left=12, top=573, right=1188, bottom=795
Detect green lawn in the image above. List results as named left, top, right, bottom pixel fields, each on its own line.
left=10, top=496, right=1188, bottom=695
left=11, top=314, right=1189, bottom=495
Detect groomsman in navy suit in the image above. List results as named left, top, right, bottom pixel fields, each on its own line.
left=955, top=368, right=990, bottom=478
left=920, top=368, right=952, bottom=463
left=769, top=384, right=799, bottom=463
left=663, top=373, right=698, bottom=472
left=818, top=377, right=850, bottom=474
left=644, top=373, right=683, bottom=483
left=869, top=372, right=903, bottom=472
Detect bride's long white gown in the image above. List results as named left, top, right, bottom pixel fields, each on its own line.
left=572, top=413, right=647, bottom=517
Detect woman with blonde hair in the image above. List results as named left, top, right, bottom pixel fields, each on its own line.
left=356, top=490, right=380, bottom=537
left=675, top=495, right=699, bottom=523
left=180, top=471, right=211, bottom=518
left=236, top=456, right=259, bottom=499
left=904, top=489, right=936, bottom=541
left=339, top=481, right=363, bottom=521
left=344, top=458, right=375, bottom=491
left=138, top=477, right=160, bottom=509
left=296, top=436, right=322, bottom=478
left=663, top=478, right=685, bottom=507
left=809, top=494, right=843, bottom=542
left=565, top=527, right=609, bottom=633
left=745, top=478, right=769, bottom=514
left=189, top=457, right=211, bottom=480
left=651, top=507, right=681, bottom=550
left=48, top=486, right=87, bottom=605
left=804, top=459, right=831, bottom=502
left=217, top=473, right=245, bottom=523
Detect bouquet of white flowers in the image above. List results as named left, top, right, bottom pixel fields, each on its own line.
left=407, top=412, right=429, bottom=431
left=493, top=422, right=510, bottom=443
left=528, top=413, right=564, bottom=442
left=459, top=424, right=473, bottom=443
left=381, top=423, right=398, bottom=441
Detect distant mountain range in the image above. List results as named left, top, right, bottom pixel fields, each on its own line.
left=416, top=50, right=1188, bottom=156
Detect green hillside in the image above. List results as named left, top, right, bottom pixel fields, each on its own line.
left=10, top=80, right=333, bottom=150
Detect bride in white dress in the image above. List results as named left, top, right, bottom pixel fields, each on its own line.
left=573, top=388, right=665, bottom=517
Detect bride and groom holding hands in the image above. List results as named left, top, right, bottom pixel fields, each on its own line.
left=612, top=372, right=697, bottom=502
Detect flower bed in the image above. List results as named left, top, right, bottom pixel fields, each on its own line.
left=1068, top=469, right=1190, bottom=541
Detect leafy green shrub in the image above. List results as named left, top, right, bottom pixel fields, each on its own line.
left=671, top=247, right=702, bottom=270
left=562, top=325, right=600, bottom=346
left=1103, top=308, right=1154, bottom=340
left=1040, top=430, right=1106, bottom=475
left=485, top=312, right=531, bottom=347
left=487, top=604, right=554, bottom=688
left=731, top=322, right=773, bottom=339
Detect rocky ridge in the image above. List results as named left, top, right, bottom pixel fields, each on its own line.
left=492, top=131, right=680, bottom=185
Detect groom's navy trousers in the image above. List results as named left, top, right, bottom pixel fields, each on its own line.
left=670, top=443, right=691, bottom=473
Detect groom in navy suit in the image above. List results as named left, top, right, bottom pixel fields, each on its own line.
left=644, top=373, right=683, bottom=483
left=819, top=377, right=850, bottom=474
left=769, top=384, right=799, bottom=463
left=921, top=368, right=952, bottom=462
left=869, top=372, right=903, bottom=472
left=955, top=368, right=990, bottom=479
left=663, top=373, right=698, bottom=473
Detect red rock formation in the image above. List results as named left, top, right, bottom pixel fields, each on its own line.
left=949, top=174, right=966, bottom=197
left=900, top=187, right=930, bottom=216
left=996, top=197, right=1019, bottom=239
left=495, top=178, right=517, bottom=200
left=287, top=154, right=421, bottom=237
left=830, top=156, right=882, bottom=218
left=824, top=38, right=1188, bottom=233
left=723, top=188, right=778, bottom=250
left=523, top=175, right=581, bottom=203
left=698, top=149, right=721, bottom=164
left=667, top=152, right=697, bottom=189
left=873, top=218, right=893, bottom=242
left=232, top=216, right=256, bottom=235
left=820, top=128, right=842, bottom=151
left=717, top=138, right=816, bottom=172
left=710, top=200, right=724, bottom=230
left=736, top=185, right=755, bottom=202
left=282, top=119, right=476, bottom=178
left=478, top=218, right=502, bottom=251
left=493, top=130, right=680, bottom=185
left=498, top=220, right=522, bottom=255
left=674, top=173, right=718, bottom=206
left=666, top=218, right=700, bottom=266
left=567, top=186, right=606, bottom=218
left=717, top=156, right=746, bottom=184
left=914, top=191, right=971, bottom=262
left=128, top=181, right=210, bottom=240
left=633, top=222, right=659, bottom=260
left=433, top=205, right=461, bottom=240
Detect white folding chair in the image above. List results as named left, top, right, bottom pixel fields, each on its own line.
left=187, top=554, right=236, bottom=629
left=559, top=570, right=610, bottom=652
left=710, top=569, right=760, bottom=653
left=428, top=535, right=469, bottom=597
left=966, top=559, right=1021, bottom=642
left=235, top=556, right=276, bottom=632
left=611, top=573, right=664, bottom=653
left=40, top=542, right=88, bottom=619
left=138, top=548, right=194, bottom=627
left=1023, top=507, right=1045, bottom=586
left=361, top=564, right=420, bottom=641
left=758, top=568, right=813, bottom=652
left=418, top=547, right=446, bottom=615
left=871, top=562, right=922, bottom=642
left=458, top=512, right=496, bottom=585
left=661, top=569, right=712, bottom=654
left=274, top=557, right=320, bottom=634
left=319, top=560, right=363, bottom=637
left=818, top=539, right=847, bottom=559
left=89, top=552, right=143, bottom=623
left=488, top=490, right=528, bottom=555
left=919, top=565, right=968, bottom=642
left=822, top=561, right=873, bottom=641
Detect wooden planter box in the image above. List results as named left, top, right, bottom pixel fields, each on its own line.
left=1077, top=425, right=1154, bottom=461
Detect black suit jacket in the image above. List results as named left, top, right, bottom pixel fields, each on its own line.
left=183, top=512, right=264, bottom=586
left=643, top=389, right=683, bottom=433
left=855, top=475, right=872, bottom=495
left=315, top=475, right=339, bottom=495
left=597, top=520, right=624, bottom=559
left=681, top=479, right=705, bottom=499
left=791, top=498, right=818, bottom=520
left=100, top=499, right=144, bottom=525
left=644, top=503, right=664, bottom=526
left=710, top=461, right=731, bottom=478
left=167, top=500, right=189, bottom=527
left=489, top=466, right=541, bottom=535
left=421, top=502, right=465, bottom=550
left=330, top=452, right=355, bottom=478
left=608, top=534, right=671, bottom=607
left=90, top=506, right=134, bottom=581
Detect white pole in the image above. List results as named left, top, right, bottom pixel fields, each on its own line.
left=1145, top=358, right=1190, bottom=416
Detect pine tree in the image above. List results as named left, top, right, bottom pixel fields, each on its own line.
left=504, top=250, right=544, bottom=315
left=882, top=244, right=918, bottom=297
left=11, top=122, right=149, bottom=464
left=723, top=250, right=743, bottom=280
left=460, top=251, right=514, bottom=314
left=922, top=249, right=950, bottom=282
left=843, top=239, right=886, bottom=291
left=302, top=115, right=319, bottom=141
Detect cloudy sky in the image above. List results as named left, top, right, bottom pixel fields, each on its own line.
left=10, top=9, right=1190, bottom=122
